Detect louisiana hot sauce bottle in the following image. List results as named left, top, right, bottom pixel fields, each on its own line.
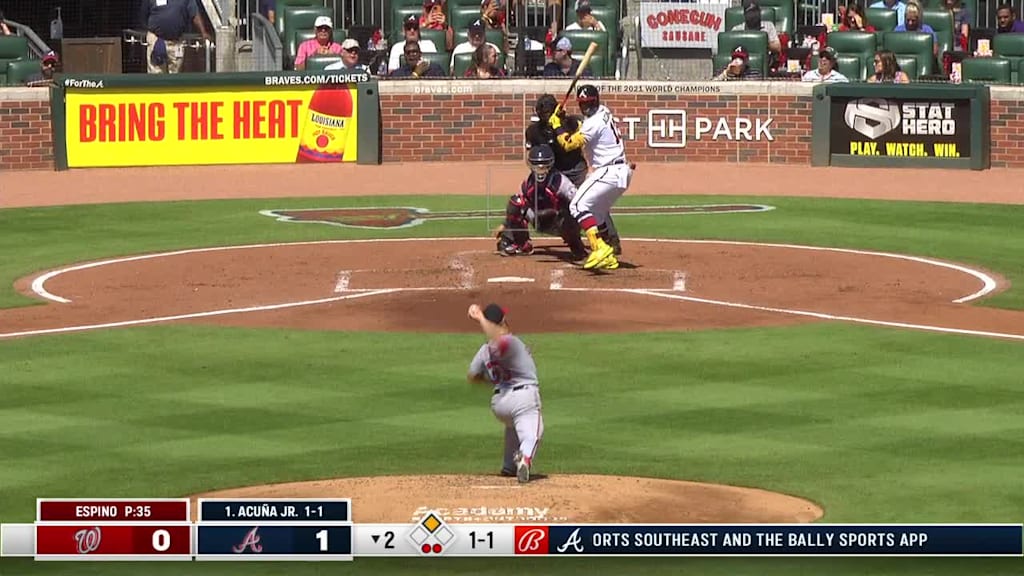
left=296, top=84, right=355, bottom=162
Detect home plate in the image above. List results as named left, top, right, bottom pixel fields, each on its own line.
left=487, top=276, right=536, bottom=283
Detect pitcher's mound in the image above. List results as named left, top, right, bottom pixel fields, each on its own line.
left=191, top=474, right=823, bottom=524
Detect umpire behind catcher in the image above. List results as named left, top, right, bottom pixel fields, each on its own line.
left=525, top=94, right=587, bottom=187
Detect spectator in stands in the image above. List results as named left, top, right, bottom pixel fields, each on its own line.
left=421, top=0, right=455, bottom=51
left=895, top=2, right=937, bottom=56
left=732, top=2, right=781, bottom=55
left=465, top=43, right=505, bottom=77
left=565, top=1, right=606, bottom=31
left=869, top=0, right=907, bottom=28
left=389, top=14, right=439, bottom=74
left=838, top=2, right=875, bottom=32
left=390, top=40, right=446, bottom=77
left=25, top=50, right=60, bottom=87
left=0, top=8, right=11, bottom=35
left=139, top=0, right=212, bottom=74
left=996, top=4, right=1024, bottom=33
left=801, top=47, right=849, bottom=82
left=259, top=0, right=276, bottom=24
left=294, top=16, right=343, bottom=71
left=325, top=38, right=370, bottom=72
left=452, top=19, right=500, bottom=74
left=712, top=46, right=763, bottom=80
left=868, top=49, right=910, bottom=83
left=942, top=0, right=970, bottom=51
left=543, top=37, right=593, bottom=77
left=481, top=0, right=510, bottom=53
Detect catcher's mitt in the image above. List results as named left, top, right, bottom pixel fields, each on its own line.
left=534, top=208, right=561, bottom=234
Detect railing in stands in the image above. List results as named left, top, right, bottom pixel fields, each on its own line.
left=4, top=19, right=53, bottom=60
left=251, top=13, right=285, bottom=71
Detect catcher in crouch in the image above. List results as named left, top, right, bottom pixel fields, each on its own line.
left=495, top=144, right=588, bottom=260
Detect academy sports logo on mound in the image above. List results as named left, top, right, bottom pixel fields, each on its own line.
left=411, top=505, right=567, bottom=523
left=260, top=204, right=774, bottom=229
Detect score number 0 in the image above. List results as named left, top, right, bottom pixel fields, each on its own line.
left=151, top=529, right=171, bottom=551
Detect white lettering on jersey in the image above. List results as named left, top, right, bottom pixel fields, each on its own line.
left=581, top=105, right=626, bottom=168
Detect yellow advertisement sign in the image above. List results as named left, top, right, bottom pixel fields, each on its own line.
left=65, top=85, right=359, bottom=167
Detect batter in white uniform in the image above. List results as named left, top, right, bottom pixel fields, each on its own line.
left=549, top=84, right=634, bottom=271
left=467, top=303, right=544, bottom=484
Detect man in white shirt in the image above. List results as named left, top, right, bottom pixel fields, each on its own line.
left=564, top=1, right=606, bottom=31
left=388, top=14, right=438, bottom=73
left=451, top=19, right=500, bottom=73
left=801, top=48, right=849, bottom=82
left=325, top=38, right=370, bottom=71
left=732, top=1, right=781, bottom=55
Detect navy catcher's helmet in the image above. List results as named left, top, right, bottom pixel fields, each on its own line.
left=576, top=84, right=600, bottom=117
left=528, top=144, right=556, bottom=181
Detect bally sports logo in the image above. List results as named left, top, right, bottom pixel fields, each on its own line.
left=843, top=99, right=957, bottom=140
left=515, top=526, right=549, bottom=554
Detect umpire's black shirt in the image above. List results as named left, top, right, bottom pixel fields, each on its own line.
left=524, top=120, right=587, bottom=184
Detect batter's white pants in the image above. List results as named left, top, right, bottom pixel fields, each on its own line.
left=569, top=163, right=633, bottom=232
left=490, top=385, right=544, bottom=471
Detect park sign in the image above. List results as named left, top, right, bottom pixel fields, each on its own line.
left=640, top=2, right=728, bottom=50
left=50, top=71, right=382, bottom=169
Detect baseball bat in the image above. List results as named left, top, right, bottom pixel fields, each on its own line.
left=559, top=41, right=599, bottom=110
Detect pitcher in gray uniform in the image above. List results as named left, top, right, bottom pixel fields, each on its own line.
left=467, top=303, right=544, bottom=484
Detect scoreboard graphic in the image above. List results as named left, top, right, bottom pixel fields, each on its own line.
left=1, top=498, right=1021, bottom=560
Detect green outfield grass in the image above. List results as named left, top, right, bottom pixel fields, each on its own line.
left=0, top=195, right=1022, bottom=575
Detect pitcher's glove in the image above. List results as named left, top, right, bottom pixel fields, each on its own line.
left=534, top=208, right=561, bottom=234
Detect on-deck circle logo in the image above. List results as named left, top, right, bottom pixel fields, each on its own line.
left=514, top=526, right=549, bottom=554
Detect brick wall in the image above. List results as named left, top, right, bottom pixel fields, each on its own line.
left=378, top=89, right=811, bottom=164
left=0, top=96, right=54, bottom=171
left=2, top=83, right=1024, bottom=170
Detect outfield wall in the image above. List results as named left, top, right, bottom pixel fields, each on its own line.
left=1, top=81, right=1023, bottom=171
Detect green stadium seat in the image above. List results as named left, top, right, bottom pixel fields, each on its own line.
left=452, top=51, right=474, bottom=76
left=305, top=54, right=344, bottom=70
left=825, top=31, right=878, bottom=80
left=835, top=53, right=863, bottom=80
left=450, top=6, right=483, bottom=34
left=895, top=54, right=918, bottom=78
left=922, top=8, right=953, bottom=56
left=883, top=31, right=935, bottom=77
left=274, top=0, right=324, bottom=40
left=6, top=59, right=40, bottom=86
left=419, top=28, right=448, bottom=52
left=959, top=56, right=1011, bottom=83
left=758, top=0, right=795, bottom=34
left=561, top=28, right=608, bottom=65
left=1019, top=58, right=1024, bottom=85
left=724, top=6, right=776, bottom=34
left=588, top=5, right=620, bottom=65
left=713, top=30, right=769, bottom=76
left=993, top=32, right=1024, bottom=84
left=0, top=35, right=30, bottom=61
left=865, top=7, right=898, bottom=32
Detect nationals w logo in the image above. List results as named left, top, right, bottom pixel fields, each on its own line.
left=232, top=527, right=264, bottom=553
left=74, top=527, right=102, bottom=554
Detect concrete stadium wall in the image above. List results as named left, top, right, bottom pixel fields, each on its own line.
left=2, top=81, right=1023, bottom=171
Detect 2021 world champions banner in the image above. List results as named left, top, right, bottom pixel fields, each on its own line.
left=831, top=96, right=973, bottom=159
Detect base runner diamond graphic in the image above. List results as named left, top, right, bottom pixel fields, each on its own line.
left=406, top=510, right=456, bottom=556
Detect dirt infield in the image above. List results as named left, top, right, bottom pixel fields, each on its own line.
left=190, top=474, right=824, bottom=524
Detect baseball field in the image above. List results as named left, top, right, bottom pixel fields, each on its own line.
left=0, top=162, right=1022, bottom=575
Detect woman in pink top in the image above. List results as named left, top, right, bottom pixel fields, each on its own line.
left=294, top=16, right=343, bottom=70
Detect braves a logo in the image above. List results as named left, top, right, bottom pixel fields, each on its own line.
left=74, top=527, right=102, bottom=554
left=556, top=528, right=584, bottom=553
left=232, top=527, right=264, bottom=553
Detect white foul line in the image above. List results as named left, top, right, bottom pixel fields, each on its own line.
left=673, top=271, right=687, bottom=292
left=334, top=270, right=351, bottom=293
left=549, top=269, right=564, bottom=290
left=628, top=289, right=1024, bottom=342
left=0, top=289, right=398, bottom=340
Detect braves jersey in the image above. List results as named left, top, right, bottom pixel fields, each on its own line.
left=581, top=104, right=627, bottom=169
left=469, top=335, right=539, bottom=390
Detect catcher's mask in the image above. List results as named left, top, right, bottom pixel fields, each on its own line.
left=535, top=94, right=557, bottom=123
left=528, top=144, right=556, bottom=181
left=576, top=84, right=600, bottom=117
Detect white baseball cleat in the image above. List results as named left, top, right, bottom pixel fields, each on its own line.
left=515, top=452, right=530, bottom=484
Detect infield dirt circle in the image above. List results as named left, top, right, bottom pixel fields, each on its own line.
left=7, top=236, right=1024, bottom=523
